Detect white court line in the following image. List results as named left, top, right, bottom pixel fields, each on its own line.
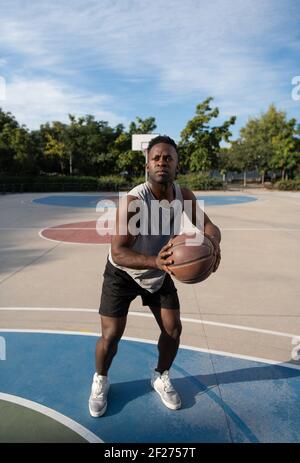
left=1, top=328, right=300, bottom=372
left=38, top=230, right=110, bottom=246
left=222, top=228, right=300, bottom=231
left=0, top=392, right=103, bottom=443
left=0, top=307, right=299, bottom=339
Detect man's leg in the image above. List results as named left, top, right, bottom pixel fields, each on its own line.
left=95, top=315, right=127, bottom=375
left=149, top=306, right=182, bottom=410
left=149, top=307, right=182, bottom=373
left=89, top=315, right=127, bottom=417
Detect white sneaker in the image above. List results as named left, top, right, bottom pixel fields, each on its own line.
left=88, top=373, right=110, bottom=417
left=151, top=370, right=181, bottom=410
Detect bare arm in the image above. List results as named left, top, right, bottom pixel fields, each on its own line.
left=181, top=187, right=221, bottom=243
left=181, top=187, right=221, bottom=272
left=111, top=195, right=174, bottom=271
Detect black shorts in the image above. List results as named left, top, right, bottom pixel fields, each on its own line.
left=99, top=259, right=180, bottom=318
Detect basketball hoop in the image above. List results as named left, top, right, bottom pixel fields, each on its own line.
left=131, top=133, right=159, bottom=182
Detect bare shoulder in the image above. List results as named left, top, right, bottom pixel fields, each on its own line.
left=180, top=186, right=211, bottom=224
left=119, top=194, right=139, bottom=206
left=180, top=186, right=196, bottom=201
left=118, top=194, right=140, bottom=213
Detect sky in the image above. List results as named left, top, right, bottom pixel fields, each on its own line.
left=0, top=0, right=299, bottom=141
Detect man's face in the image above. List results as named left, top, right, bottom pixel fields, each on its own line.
left=146, top=142, right=178, bottom=185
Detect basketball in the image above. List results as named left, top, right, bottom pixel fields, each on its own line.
left=168, top=233, right=216, bottom=284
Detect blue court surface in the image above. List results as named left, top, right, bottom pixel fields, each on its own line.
left=1, top=331, right=300, bottom=443
left=33, top=194, right=257, bottom=208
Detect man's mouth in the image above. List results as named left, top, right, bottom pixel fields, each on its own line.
left=156, top=170, right=168, bottom=175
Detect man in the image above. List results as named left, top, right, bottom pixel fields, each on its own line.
left=89, top=135, right=221, bottom=417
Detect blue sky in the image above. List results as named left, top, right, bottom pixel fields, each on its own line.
left=0, top=0, right=299, bottom=141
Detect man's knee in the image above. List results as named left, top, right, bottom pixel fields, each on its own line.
left=100, top=315, right=126, bottom=350
left=101, top=331, right=122, bottom=350
left=163, top=320, right=182, bottom=340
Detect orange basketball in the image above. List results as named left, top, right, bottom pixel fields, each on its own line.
left=168, top=233, right=216, bottom=284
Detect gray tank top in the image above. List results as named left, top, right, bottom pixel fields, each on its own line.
left=108, top=181, right=184, bottom=292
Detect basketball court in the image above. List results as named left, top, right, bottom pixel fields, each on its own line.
left=1, top=188, right=300, bottom=442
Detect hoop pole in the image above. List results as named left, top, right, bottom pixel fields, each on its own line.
left=143, top=148, right=148, bottom=183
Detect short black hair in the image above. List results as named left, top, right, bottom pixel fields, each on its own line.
left=147, top=135, right=178, bottom=153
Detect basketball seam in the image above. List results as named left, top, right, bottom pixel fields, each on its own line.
left=170, top=254, right=214, bottom=269
left=177, top=258, right=216, bottom=283
left=171, top=241, right=212, bottom=250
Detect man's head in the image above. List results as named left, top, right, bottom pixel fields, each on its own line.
left=146, top=135, right=179, bottom=185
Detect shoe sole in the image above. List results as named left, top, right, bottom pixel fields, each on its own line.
left=89, top=402, right=107, bottom=417
left=151, top=380, right=181, bottom=410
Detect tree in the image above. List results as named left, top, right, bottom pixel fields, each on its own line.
left=179, top=98, right=236, bottom=174
left=42, top=121, right=69, bottom=174
left=217, top=147, right=233, bottom=182
left=112, top=116, right=157, bottom=177
left=237, top=104, right=299, bottom=183
left=0, top=108, right=19, bottom=173
left=228, top=140, right=257, bottom=186
left=271, top=125, right=300, bottom=180
left=9, top=126, right=37, bottom=173
left=0, top=108, right=38, bottom=174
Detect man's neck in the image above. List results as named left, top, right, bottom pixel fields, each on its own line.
left=147, top=180, right=175, bottom=201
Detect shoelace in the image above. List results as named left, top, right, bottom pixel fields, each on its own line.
left=93, top=377, right=106, bottom=398
left=161, top=373, right=175, bottom=393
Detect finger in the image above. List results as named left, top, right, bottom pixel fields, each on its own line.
left=163, top=264, right=174, bottom=275
left=161, top=251, right=173, bottom=259
left=162, top=258, right=174, bottom=266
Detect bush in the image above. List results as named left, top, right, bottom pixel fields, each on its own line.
left=176, top=173, right=224, bottom=190
left=0, top=174, right=132, bottom=192
left=275, top=179, right=300, bottom=191
left=0, top=173, right=225, bottom=193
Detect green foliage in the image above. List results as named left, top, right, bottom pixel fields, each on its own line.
left=112, top=116, right=157, bottom=176
left=0, top=108, right=39, bottom=174
left=1, top=102, right=300, bottom=190
left=275, top=179, right=300, bottom=190
left=270, top=127, right=300, bottom=180
left=176, top=173, right=224, bottom=190
left=0, top=174, right=122, bottom=192
left=232, top=105, right=300, bottom=180
left=179, top=97, right=236, bottom=173
left=0, top=173, right=224, bottom=192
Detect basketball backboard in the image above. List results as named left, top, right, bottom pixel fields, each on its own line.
left=131, top=133, right=159, bottom=182
left=131, top=133, right=159, bottom=151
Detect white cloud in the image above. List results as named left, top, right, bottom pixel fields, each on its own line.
left=1, top=77, right=127, bottom=129
left=0, top=0, right=299, bottom=124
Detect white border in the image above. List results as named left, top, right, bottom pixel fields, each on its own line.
left=0, top=392, right=103, bottom=443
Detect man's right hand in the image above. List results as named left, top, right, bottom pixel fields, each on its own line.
left=155, top=242, right=174, bottom=275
